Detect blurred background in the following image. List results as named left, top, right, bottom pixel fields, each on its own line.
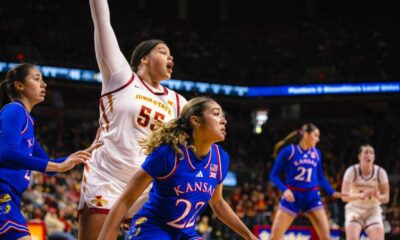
left=1, top=0, right=399, bottom=239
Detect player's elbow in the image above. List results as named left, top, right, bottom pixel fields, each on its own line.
left=269, top=174, right=278, bottom=184
left=382, top=195, right=390, bottom=204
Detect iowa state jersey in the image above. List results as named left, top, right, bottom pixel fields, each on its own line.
left=270, top=144, right=334, bottom=195
left=87, top=72, right=186, bottom=184
left=137, top=144, right=229, bottom=235
left=343, top=164, right=388, bottom=207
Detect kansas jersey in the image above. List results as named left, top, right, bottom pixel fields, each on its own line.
left=0, top=101, right=65, bottom=238
left=0, top=101, right=59, bottom=194
left=343, top=164, right=388, bottom=208
left=130, top=144, right=229, bottom=238
left=269, top=144, right=334, bottom=195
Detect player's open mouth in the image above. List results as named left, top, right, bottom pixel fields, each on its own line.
left=167, top=62, right=174, bottom=72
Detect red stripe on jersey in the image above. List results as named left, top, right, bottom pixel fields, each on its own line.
left=100, top=74, right=135, bottom=98
left=204, top=147, right=212, bottom=169
left=288, top=144, right=295, bottom=161
left=138, top=76, right=168, bottom=96
left=157, top=154, right=179, bottom=180
left=175, top=92, right=181, bottom=116
left=20, top=117, right=29, bottom=135
left=185, top=147, right=196, bottom=170
left=107, top=94, right=114, bottom=113
left=99, top=98, right=110, bottom=131
left=296, top=144, right=303, bottom=154
left=15, top=102, right=34, bottom=135
left=215, top=145, right=223, bottom=181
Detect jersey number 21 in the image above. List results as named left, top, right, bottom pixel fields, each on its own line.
left=294, top=167, right=312, bottom=182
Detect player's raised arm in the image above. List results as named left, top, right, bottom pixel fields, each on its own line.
left=89, top=0, right=131, bottom=91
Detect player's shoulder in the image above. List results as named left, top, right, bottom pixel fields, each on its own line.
left=311, top=146, right=322, bottom=156
left=283, top=144, right=294, bottom=151
left=153, top=144, right=175, bottom=155
left=345, top=163, right=358, bottom=170
left=0, top=102, right=25, bottom=115
left=281, top=144, right=295, bottom=154
left=214, top=144, right=227, bottom=155
left=164, top=86, right=186, bottom=101
left=374, top=164, right=387, bottom=173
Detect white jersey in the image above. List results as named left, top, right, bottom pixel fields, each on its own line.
left=342, top=164, right=388, bottom=208
left=92, top=72, right=186, bottom=183
left=80, top=0, right=187, bottom=215
left=79, top=70, right=186, bottom=215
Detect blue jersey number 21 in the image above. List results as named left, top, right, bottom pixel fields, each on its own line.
left=294, top=167, right=312, bottom=182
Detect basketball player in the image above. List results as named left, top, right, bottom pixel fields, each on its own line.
left=269, top=123, right=343, bottom=240
left=342, top=144, right=390, bottom=240
left=97, top=97, right=258, bottom=240
left=78, top=0, right=187, bottom=239
left=0, top=63, right=97, bottom=240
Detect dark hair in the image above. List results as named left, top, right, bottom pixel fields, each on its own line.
left=139, top=96, right=215, bottom=159
left=0, top=63, right=36, bottom=107
left=358, top=144, right=374, bottom=154
left=130, top=39, right=166, bottom=72
left=272, top=123, right=319, bottom=158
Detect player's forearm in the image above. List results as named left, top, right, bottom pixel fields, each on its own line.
left=211, top=199, right=255, bottom=240
left=342, top=193, right=363, bottom=202
left=377, top=193, right=389, bottom=204
left=269, top=175, right=287, bottom=192
left=89, top=0, right=111, bottom=29
left=45, top=161, right=61, bottom=172
left=1, top=147, right=49, bottom=172
left=98, top=199, right=129, bottom=240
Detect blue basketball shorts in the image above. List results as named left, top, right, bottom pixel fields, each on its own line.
left=0, top=183, right=30, bottom=239
left=279, top=187, right=324, bottom=216
left=129, top=215, right=203, bottom=240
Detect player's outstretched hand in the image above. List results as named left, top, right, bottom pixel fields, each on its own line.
left=332, top=191, right=348, bottom=198
left=58, top=142, right=103, bottom=172
left=85, top=140, right=103, bottom=153
left=58, top=150, right=92, bottom=172
left=283, top=189, right=295, bottom=202
left=86, top=127, right=102, bottom=152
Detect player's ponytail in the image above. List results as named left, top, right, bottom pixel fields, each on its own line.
left=0, top=79, right=11, bottom=107
left=139, top=97, right=214, bottom=160
left=0, top=63, right=35, bottom=107
left=272, top=123, right=318, bottom=158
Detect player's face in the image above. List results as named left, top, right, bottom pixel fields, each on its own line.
left=304, top=129, right=320, bottom=147
left=19, top=68, right=47, bottom=104
left=146, top=43, right=174, bottom=81
left=358, top=146, right=375, bottom=165
left=197, top=101, right=227, bottom=143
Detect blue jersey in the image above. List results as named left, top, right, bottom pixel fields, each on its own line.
left=0, top=101, right=67, bottom=238
left=131, top=144, right=229, bottom=238
left=0, top=101, right=66, bottom=194
left=269, top=144, right=334, bottom=195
